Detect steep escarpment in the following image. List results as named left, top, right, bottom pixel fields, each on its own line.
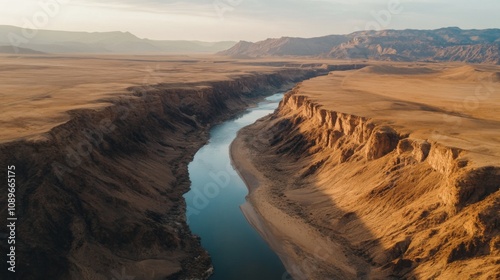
left=279, top=92, right=500, bottom=212
left=234, top=82, right=499, bottom=279
left=0, top=68, right=331, bottom=280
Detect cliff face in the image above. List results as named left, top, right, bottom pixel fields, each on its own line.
left=279, top=91, right=500, bottom=212
left=237, top=85, right=499, bottom=279
left=0, top=68, right=327, bottom=280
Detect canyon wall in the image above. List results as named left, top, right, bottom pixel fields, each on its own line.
left=237, top=85, right=499, bottom=279
left=0, top=68, right=335, bottom=280
left=280, top=91, right=500, bottom=212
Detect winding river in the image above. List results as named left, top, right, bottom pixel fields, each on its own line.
left=184, top=93, right=288, bottom=280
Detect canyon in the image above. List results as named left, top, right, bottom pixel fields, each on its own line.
left=0, top=54, right=498, bottom=280
left=0, top=55, right=344, bottom=279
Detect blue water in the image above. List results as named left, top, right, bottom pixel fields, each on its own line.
left=184, top=93, right=287, bottom=280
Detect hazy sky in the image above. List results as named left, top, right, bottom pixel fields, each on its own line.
left=0, top=0, right=499, bottom=41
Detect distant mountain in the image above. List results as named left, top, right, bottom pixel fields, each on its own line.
left=219, top=27, right=500, bottom=64
left=0, top=45, right=45, bottom=54
left=220, top=35, right=350, bottom=57
left=0, top=25, right=236, bottom=54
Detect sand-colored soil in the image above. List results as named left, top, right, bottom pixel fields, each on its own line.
left=0, top=54, right=342, bottom=143
left=232, top=63, right=500, bottom=279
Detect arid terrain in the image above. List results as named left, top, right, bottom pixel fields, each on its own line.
left=0, top=53, right=498, bottom=280
left=0, top=55, right=318, bottom=143
left=0, top=0, right=499, bottom=274
left=0, top=54, right=346, bottom=279
left=232, top=63, right=500, bottom=279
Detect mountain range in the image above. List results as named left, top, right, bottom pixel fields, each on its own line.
left=0, top=25, right=236, bottom=54
left=2, top=26, right=499, bottom=64
left=218, top=27, right=500, bottom=64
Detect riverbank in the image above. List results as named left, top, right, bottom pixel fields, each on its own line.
left=231, top=63, right=500, bottom=279
left=231, top=125, right=376, bottom=280
left=0, top=55, right=363, bottom=279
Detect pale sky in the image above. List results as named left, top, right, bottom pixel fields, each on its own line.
left=0, top=0, right=499, bottom=41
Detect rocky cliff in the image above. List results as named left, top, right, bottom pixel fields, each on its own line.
left=0, top=68, right=334, bottom=280
left=235, top=78, right=500, bottom=279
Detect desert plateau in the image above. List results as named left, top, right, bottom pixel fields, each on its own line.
left=1, top=51, right=497, bottom=279
left=0, top=1, right=499, bottom=279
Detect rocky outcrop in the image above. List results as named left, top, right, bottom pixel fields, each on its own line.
left=0, top=68, right=331, bottom=280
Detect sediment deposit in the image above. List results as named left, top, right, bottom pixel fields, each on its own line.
left=233, top=64, right=500, bottom=279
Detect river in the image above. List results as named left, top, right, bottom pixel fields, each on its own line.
left=184, top=93, right=288, bottom=280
